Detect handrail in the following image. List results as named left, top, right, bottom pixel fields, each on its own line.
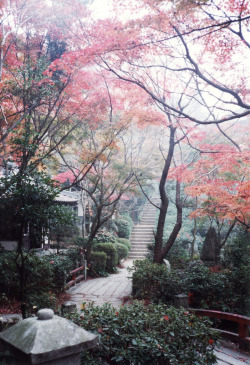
left=65, top=262, right=87, bottom=289
left=191, top=308, right=250, bottom=350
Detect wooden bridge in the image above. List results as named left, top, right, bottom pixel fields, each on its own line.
left=192, top=309, right=250, bottom=364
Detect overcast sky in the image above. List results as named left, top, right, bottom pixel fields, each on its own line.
left=89, top=0, right=113, bottom=19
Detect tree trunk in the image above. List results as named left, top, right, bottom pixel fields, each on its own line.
left=153, top=126, right=176, bottom=263
left=160, top=180, right=182, bottom=261
left=15, top=223, right=27, bottom=319
left=190, top=218, right=197, bottom=261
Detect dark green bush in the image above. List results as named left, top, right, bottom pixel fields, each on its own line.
left=222, top=233, right=250, bottom=315
left=0, top=252, right=57, bottom=312
left=116, top=243, right=129, bottom=263
left=43, top=254, right=74, bottom=290
left=115, top=237, right=131, bottom=250
left=66, top=246, right=84, bottom=266
left=132, top=259, right=185, bottom=304
left=0, top=251, right=74, bottom=312
left=132, top=253, right=249, bottom=315
left=93, top=243, right=118, bottom=272
left=103, top=220, right=119, bottom=234
left=72, top=236, right=88, bottom=249
left=185, top=263, right=233, bottom=311
left=167, top=241, right=189, bottom=270
left=91, top=251, right=107, bottom=274
left=94, top=231, right=117, bottom=243
left=120, top=213, right=134, bottom=228
left=113, top=218, right=132, bottom=239
left=0, top=252, right=20, bottom=298
left=67, top=301, right=218, bottom=365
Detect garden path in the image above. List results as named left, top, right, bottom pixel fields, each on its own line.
left=68, top=259, right=249, bottom=365
left=67, top=259, right=133, bottom=310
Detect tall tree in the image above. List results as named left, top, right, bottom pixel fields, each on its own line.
left=83, top=0, right=250, bottom=263
left=183, top=146, right=249, bottom=241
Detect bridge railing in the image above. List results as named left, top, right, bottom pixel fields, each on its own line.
left=191, top=308, right=250, bottom=350
left=65, top=262, right=87, bottom=289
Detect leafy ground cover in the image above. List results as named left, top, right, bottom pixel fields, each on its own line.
left=0, top=251, right=74, bottom=315
left=66, top=301, right=218, bottom=365
left=134, top=233, right=250, bottom=316
left=132, top=258, right=249, bottom=316
left=0, top=292, right=70, bottom=315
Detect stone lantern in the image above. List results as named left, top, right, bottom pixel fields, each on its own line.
left=0, top=308, right=98, bottom=365
left=174, top=294, right=189, bottom=309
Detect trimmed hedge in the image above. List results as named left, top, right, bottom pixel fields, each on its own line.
left=116, top=243, right=129, bottom=263
left=113, top=218, right=132, bottom=239
left=93, top=243, right=118, bottom=272
left=116, top=237, right=131, bottom=250
left=91, top=251, right=107, bottom=274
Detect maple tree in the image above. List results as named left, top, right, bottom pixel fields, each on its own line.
left=95, top=0, right=250, bottom=125
left=54, top=121, right=149, bottom=263
left=83, top=0, right=249, bottom=263
left=183, top=146, right=249, bottom=247
left=0, top=0, right=248, bottom=270
left=0, top=0, right=100, bottom=168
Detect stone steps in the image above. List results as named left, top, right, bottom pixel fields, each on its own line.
left=129, top=200, right=158, bottom=259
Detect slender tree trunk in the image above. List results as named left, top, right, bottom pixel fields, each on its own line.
left=161, top=180, right=182, bottom=261
left=190, top=218, right=197, bottom=261
left=86, top=213, right=101, bottom=263
left=153, top=126, right=176, bottom=263
left=15, top=222, right=27, bottom=319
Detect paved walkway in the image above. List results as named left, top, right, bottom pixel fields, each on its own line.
left=67, top=259, right=250, bottom=365
left=215, top=341, right=250, bottom=364
left=67, top=259, right=133, bottom=310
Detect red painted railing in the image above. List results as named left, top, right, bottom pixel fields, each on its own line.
left=191, top=309, right=250, bottom=350
left=65, top=265, right=86, bottom=288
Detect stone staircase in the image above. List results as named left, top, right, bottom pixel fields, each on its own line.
left=129, top=200, right=159, bottom=259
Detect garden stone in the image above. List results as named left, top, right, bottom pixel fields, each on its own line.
left=163, top=259, right=171, bottom=271
left=200, top=227, right=220, bottom=263
left=0, top=308, right=98, bottom=365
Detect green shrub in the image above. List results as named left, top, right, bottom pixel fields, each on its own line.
left=185, top=262, right=233, bottom=311
left=72, top=236, right=88, bottom=249
left=66, top=246, right=84, bottom=266
left=43, top=254, right=74, bottom=291
left=120, top=213, right=134, bottom=228
left=91, top=251, right=107, bottom=274
left=0, top=252, right=58, bottom=312
left=167, top=241, right=189, bottom=270
left=131, top=234, right=250, bottom=315
left=116, top=243, right=129, bottom=263
left=67, top=301, right=218, bottom=365
left=113, top=218, right=132, bottom=239
left=0, top=251, right=74, bottom=312
left=221, top=233, right=250, bottom=315
left=115, top=237, right=131, bottom=250
left=0, top=252, right=20, bottom=298
left=93, top=243, right=118, bottom=272
left=132, top=259, right=185, bottom=304
left=94, top=231, right=117, bottom=243
left=103, top=220, right=119, bottom=234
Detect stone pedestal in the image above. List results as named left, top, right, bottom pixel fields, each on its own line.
left=62, top=301, right=77, bottom=314
left=0, top=309, right=98, bottom=365
left=174, top=294, right=188, bottom=309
